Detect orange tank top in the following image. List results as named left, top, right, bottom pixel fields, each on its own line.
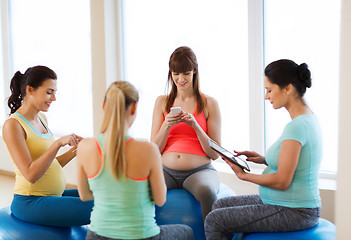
left=162, top=104, right=207, bottom=156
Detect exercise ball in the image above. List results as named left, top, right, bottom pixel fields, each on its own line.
left=156, top=183, right=235, bottom=240
left=0, top=207, right=88, bottom=240
left=241, top=218, right=335, bottom=240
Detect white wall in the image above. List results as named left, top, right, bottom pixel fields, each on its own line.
left=335, top=0, right=351, bottom=239
left=0, top=139, right=12, bottom=172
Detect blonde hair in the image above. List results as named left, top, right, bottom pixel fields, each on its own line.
left=100, top=81, right=139, bottom=180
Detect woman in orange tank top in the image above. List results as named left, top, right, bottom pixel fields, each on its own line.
left=151, top=46, right=222, bottom=220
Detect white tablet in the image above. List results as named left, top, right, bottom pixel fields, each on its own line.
left=209, top=138, right=250, bottom=172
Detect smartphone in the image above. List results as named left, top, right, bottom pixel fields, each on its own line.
left=170, top=107, right=182, bottom=114
left=208, top=138, right=250, bottom=171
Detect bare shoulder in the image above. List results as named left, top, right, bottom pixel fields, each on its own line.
left=130, top=138, right=159, bottom=153
left=203, top=93, right=219, bottom=111
left=78, top=138, right=96, bottom=150
left=154, top=95, right=167, bottom=108
left=152, top=95, right=168, bottom=118
left=77, top=137, right=99, bottom=164
left=3, top=117, right=19, bottom=128
left=156, top=95, right=167, bottom=103
left=203, top=94, right=218, bottom=105
left=77, top=138, right=98, bottom=157
left=2, top=118, right=24, bottom=136
left=128, top=138, right=160, bottom=160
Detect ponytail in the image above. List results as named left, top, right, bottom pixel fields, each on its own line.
left=8, top=71, right=24, bottom=114
left=100, top=81, right=139, bottom=180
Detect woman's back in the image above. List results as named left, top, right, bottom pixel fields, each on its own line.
left=78, top=81, right=192, bottom=240
left=85, top=134, right=160, bottom=239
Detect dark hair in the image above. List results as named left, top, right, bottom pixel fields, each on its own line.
left=165, top=46, right=205, bottom=114
left=264, top=59, right=312, bottom=97
left=8, top=66, right=57, bottom=114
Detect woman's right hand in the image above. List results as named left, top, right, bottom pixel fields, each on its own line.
left=58, top=133, right=80, bottom=147
left=164, top=112, right=183, bottom=128
left=234, top=150, right=266, bottom=165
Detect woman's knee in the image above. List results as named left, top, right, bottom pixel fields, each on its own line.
left=204, top=210, right=220, bottom=232
left=197, top=184, right=217, bottom=199
left=159, top=224, right=193, bottom=239
left=182, top=225, right=194, bottom=238
left=211, top=197, right=229, bottom=210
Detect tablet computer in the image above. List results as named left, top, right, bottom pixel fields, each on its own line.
left=208, top=138, right=250, bottom=172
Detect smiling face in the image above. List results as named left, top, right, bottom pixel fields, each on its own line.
left=27, top=78, right=57, bottom=112
left=264, top=76, right=289, bottom=109
left=171, top=70, right=195, bottom=91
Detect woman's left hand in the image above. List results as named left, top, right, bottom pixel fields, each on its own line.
left=180, top=112, right=197, bottom=128
left=72, top=135, right=84, bottom=154
left=223, top=157, right=246, bottom=180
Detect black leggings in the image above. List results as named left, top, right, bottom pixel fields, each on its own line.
left=163, top=163, right=220, bottom=220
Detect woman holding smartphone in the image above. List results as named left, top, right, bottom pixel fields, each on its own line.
left=205, top=59, right=322, bottom=239
left=151, top=46, right=221, bottom=220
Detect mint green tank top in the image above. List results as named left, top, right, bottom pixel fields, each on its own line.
left=88, top=134, right=160, bottom=239
left=259, top=114, right=322, bottom=208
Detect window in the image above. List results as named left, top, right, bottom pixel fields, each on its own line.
left=0, top=3, right=6, bottom=127
left=0, top=37, right=4, bottom=126
left=9, top=0, right=93, bottom=137
left=2, top=0, right=339, bottom=175
left=264, top=0, right=341, bottom=173
left=122, top=0, right=250, bottom=150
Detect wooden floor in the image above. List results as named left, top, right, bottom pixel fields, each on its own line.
left=0, top=173, right=15, bottom=209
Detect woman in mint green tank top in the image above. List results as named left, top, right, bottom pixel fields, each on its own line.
left=205, top=60, right=322, bottom=239
left=77, top=81, right=193, bottom=240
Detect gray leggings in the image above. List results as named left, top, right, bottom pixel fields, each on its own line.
left=163, top=163, right=220, bottom=220
left=86, top=224, right=193, bottom=240
left=205, top=194, right=321, bottom=240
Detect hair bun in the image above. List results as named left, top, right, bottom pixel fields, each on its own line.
left=297, top=63, right=311, bottom=88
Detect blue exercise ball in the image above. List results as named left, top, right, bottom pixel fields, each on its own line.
left=242, top=218, right=335, bottom=240
left=156, top=183, right=235, bottom=240
left=0, top=207, right=88, bottom=240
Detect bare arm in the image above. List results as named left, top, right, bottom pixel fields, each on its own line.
left=56, top=147, right=77, bottom=167
left=2, top=118, right=78, bottom=183
left=181, top=96, right=221, bottom=160
left=76, top=138, right=95, bottom=201
left=235, top=150, right=267, bottom=165
left=226, top=140, right=301, bottom=190
left=148, top=143, right=167, bottom=206
left=56, top=135, right=83, bottom=167
left=150, top=96, right=172, bottom=152
left=198, top=96, right=221, bottom=159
